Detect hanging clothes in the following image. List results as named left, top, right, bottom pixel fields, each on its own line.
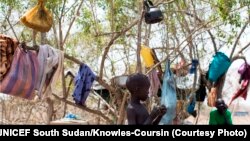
left=73, top=64, right=96, bottom=105
left=229, top=63, right=250, bottom=105
left=229, top=80, right=249, bottom=105
left=0, top=34, right=19, bottom=81
left=148, top=69, right=161, bottom=97
left=0, top=46, right=39, bottom=100
left=238, top=63, right=250, bottom=83
left=160, top=60, right=177, bottom=125
left=195, top=75, right=207, bottom=102
left=35, top=44, right=64, bottom=98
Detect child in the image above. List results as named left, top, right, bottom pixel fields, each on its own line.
left=209, top=98, right=232, bottom=125
left=126, top=73, right=167, bottom=125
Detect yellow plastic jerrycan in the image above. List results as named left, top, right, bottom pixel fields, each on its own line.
left=140, top=45, right=154, bottom=68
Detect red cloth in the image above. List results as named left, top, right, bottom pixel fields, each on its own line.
left=229, top=80, right=249, bottom=105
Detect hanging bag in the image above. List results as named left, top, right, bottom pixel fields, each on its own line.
left=160, top=60, right=177, bottom=124
left=207, top=87, right=217, bottom=107
left=144, top=0, right=163, bottom=24
left=208, top=52, right=231, bottom=82
left=20, top=0, right=53, bottom=32
left=0, top=44, right=39, bottom=100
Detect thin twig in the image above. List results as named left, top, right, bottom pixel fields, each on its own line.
left=230, top=20, right=249, bottom=59
left=63, top=0, right=84, bottom=45
left=6, top=17, right=18, bottom=41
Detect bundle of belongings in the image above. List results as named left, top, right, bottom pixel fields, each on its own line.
left=20, top=0, right=53, bottom=32
left=229, top=62, right=250, bottom=105
left=0, top=34, right=64, bottom=100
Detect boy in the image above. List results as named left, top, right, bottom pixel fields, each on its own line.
left=126, top=73, right=167, bottom=125
left=209, top=98, right=232, bottom=125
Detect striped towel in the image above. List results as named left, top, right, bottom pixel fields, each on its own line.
left=0, top=46, right=39, bottom=100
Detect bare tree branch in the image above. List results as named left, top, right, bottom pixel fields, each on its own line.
left=63, top=0, right=84, bottom=45
left=6, top=16, right=18, bottom=41
left=136, top=1, right=144, bottom=73
left=146, top=18, right=216, bottom=74
left=99, top=19, right=139, bottom=79
left=185, top=12, right=218, bottom=53
left=52, top=94, right=113, bottom=123
left=230, top=20, right=249, bottom=59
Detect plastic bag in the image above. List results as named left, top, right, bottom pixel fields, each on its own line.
left=160, top=60, right=177, bottom=125
left=20, top=0, right=53, bottom=32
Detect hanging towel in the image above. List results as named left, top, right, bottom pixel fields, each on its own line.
left=73, top=64, right=96, bottom=105
left=35, top=44, right=64, bottom=98
left=148, top=69, right=161, bottom=97
left=208, top=52, right=231, bottom=82
left=0, top=34, right=19, bottom=80
left=0, top=46, right=39, bottom=100
left=160, top=60, right=177, bottom=125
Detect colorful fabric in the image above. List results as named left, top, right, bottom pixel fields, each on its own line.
left=73, top=64, right=96, bottom=105
left=208, top=52, right=231, bottom=82
left=229, top=80, right=249, bottom=105
left=140, top=45, right=154, bottom=68
left=0, top=46, right=38, bottom=100
left=0, top=34, right=19, bottom=80
left=160, top=60, right=177, bottom=125
left=238, top=63, right=250, bottom=83
left=229, top=63, right=250, bottom=105
left=148, top=69, right=161, bottom=97
left=35, top=44, right=63, bottom=98
left=20, top=0, right=53, bottom=32
left=209, top=109, right=232, bottom=125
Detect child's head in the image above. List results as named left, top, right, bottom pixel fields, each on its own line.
left=216, top=98, right=227, bottom=114
left=126, top=73, right=150, bottom=101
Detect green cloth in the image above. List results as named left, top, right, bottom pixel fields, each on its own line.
left=209, top=109, right=232, bottom=125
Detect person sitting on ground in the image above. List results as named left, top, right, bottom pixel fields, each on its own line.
left=209, top=98, right=233, bottom=125
left=126, top=73, right=167, bottom=125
